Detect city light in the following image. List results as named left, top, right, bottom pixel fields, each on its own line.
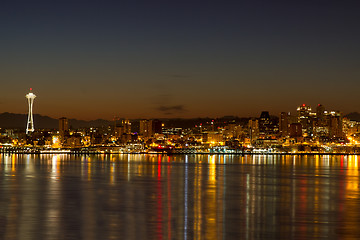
left=0, top=98, right=359, bottom=154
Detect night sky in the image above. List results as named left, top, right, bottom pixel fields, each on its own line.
left=1, top=1, right=360, bottom=120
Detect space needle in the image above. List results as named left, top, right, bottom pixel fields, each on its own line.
left=26, top=88, right=36, bottom=134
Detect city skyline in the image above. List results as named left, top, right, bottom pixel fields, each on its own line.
left=1, top=95, right=359, bottom=154
left=1, top=1, right=360, bottom=120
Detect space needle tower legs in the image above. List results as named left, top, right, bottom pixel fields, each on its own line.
left=26, top=88, right=36, bottom=134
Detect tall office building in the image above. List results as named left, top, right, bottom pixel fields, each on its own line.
left=316, top=104, right=326, bottom=124
left=289, top=123, right=303, bottom=138
left=59, top=117, right=69, bottom=133
left=297, top=104, right=315, bottom=137
left=123, top=119, right=131, bottom=134
left=140, top=119, right=153, bottom=138
left=328, top=111, right=343, bottom=139
left=259, top=111, right=271, bottom=136
left=115, top=119, right=131, bottom=137
left=59, top=117, right=69, bottom=143
left=248, top=119, right=259, bottom=142
left=314, top=104, right=328, bottom=138
left=152, top=119, right=163, bottom=134
left=139, top=119, right=162, bottom=138
left=279, top=112, right=290, bottom=137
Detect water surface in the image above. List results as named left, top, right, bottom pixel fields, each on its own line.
left=0, top=154, right=360, bottom=239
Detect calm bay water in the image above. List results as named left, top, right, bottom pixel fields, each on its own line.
left=0, top=154, right=360, bottom=239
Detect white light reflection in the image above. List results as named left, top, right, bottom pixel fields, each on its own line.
left=128, top=154, right=131, bottom=181
left=323, top=155, right=330, bottom=167
left=81, top=155, right=87, bottom=180
left=246, top=173, right=250, bottom=240
left=355, top=155, right=358, bottom=168
left=268, top=155, right=274, bottom=165
left=184, top=155, right=188, bottom=240
left=51, top=155, right=58, bottom=180
left=292, top=155, right=296, bottom=167
left=110, top=162, right=115, bottom=184
left=4, top=154, right=11, bottom=173
left=46, top=154, right=60, bottom=237
left=24, top=154, right=35, bottom=177
left=209, top=155, right=216, bottom=183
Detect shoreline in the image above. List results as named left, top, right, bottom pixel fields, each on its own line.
left=1, top=151, right=360, bottom=156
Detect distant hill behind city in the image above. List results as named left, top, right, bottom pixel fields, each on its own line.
left=0, top=112, right=252, bottom=131
left=344, top=112, right=360, bottom=122
left=0, top=112, right=359, bottom=130
left=0, top=112, right=112, bottom=130
left=0, top=112, right=250, bottom=130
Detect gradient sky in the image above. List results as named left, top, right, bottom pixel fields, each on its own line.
left=1, top=1, right=360, bottom=120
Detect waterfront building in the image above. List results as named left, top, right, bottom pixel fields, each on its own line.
left=203, top=131, right=224, bottom=145
left=64, top=133, right=83, bottom=148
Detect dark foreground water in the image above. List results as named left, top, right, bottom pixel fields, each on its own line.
left=0, top=154, right=360, bottom=239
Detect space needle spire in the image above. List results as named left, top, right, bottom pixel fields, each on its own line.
left=26, top=88, right=36, bottom=134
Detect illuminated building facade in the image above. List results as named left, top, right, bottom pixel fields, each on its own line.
left=139, top=119, right=162, bottom=138
left=259, top=111, right=271, bottom=136
left=314, top=104, right=328, bottom=138
left=140, top=119, right=153, bottom=138
left=224, top=123, right=242, bottom=139
left=313, top=104, right=344, bottom=140
left=297, top=104, right=315, bottom=137
left=115, top=119, right=131, bottom=137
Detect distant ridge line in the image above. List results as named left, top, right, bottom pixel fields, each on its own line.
left=0, top=112, right=112, bottom=129
left=0, top=112, right=359, bottom=129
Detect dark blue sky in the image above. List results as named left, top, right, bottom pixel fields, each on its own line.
left=1, top=1, right=360, bottom=119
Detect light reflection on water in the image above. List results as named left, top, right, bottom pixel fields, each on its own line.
left=0, top=154, right=360, bottom=239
